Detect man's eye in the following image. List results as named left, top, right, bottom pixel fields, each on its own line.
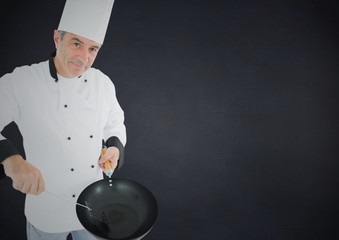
left=90, top=48, right=98, bottom=53
left=73, top=42, right=81, bottom=47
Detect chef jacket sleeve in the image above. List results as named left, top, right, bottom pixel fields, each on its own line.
left=103, top=79, right=127, bottom=170
left=0, top=140, right=20, bottom=179
left=0, top=72, right=21, bottom=179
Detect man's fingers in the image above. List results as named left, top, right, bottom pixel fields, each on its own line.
left=11, top=171, right=45, bottom=195
left=19, top=181, right=30, bottom=194
left=36, top=177, right=45, bottom=195
left=12, top=181, right=23, bottom=192
left=28, top=171, right=45, bottom=195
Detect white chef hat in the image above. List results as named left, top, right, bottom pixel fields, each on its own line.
left=57, top=0, right=115, bottom=45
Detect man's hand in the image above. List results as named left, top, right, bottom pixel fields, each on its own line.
left=1, top=155, right=45, bottom=195
left=98, top=146, right=120, bottom=176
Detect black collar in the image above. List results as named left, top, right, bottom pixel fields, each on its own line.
left=48, top=52, right=83, bottom=81
left=49, top=52, right=58, bottom=82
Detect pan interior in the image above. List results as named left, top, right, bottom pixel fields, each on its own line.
left=102, top=203, right=139, bottom=239
left=76, top=178, right=158, bottom=240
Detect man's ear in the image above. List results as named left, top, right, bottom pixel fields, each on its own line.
left=53, top=30, right=60, bottom=49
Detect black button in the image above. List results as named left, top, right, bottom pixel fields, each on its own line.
left=84, top=79, right=88, bottom=82
left=91, top=165, right=95, bottom=168
left=71, top=168, right=74, bottom=171
left=64, top=104, right=68, bottom=108
left=67, top=137, right=71, bottom=140
left=72, top=194, right=76, bottom=198
left=90, top=135, right=93, bottom=138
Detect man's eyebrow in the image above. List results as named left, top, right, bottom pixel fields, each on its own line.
left=71, top=37, right=84, bottom=44
left=71, top=37, right=101, bottom=49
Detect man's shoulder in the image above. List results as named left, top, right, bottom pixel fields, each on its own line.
left=11, top=60, right=49, bottom=75
left=1, top=60, right=49, bottom=81
left=86, top=67, right=112, bottom=83
left=87, top=67, right=107, bottom=77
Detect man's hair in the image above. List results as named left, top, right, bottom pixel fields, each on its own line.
left=58, top=30, right=66, bottom=40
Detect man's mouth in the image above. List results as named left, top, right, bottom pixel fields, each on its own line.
left=71, top=59, right=85, bottom=68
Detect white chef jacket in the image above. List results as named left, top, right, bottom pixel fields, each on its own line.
left=0, top=58, right=126, bottom=232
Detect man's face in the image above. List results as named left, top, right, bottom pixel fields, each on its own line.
left=53, top=30, right=101, bottom=78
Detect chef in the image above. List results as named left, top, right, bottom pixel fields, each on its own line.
left=0, top=0, right=126, bottom=239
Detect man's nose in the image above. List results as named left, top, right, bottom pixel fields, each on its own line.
left=79, top=48, right=89, bottom=63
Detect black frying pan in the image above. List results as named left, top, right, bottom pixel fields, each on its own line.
left=76, top=178, right=158, bottom=240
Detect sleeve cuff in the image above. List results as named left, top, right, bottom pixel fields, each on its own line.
left=104, top=136, right=125, bottom=170
left=0, top=139, right=20, bottom=179
left=0, top=139, right=19, bottom=163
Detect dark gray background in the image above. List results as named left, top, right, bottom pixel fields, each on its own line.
left=1, top=0, right=338, bottom=239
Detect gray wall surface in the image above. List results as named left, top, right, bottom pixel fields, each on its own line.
left=1, top=0, right=338, bottom=239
